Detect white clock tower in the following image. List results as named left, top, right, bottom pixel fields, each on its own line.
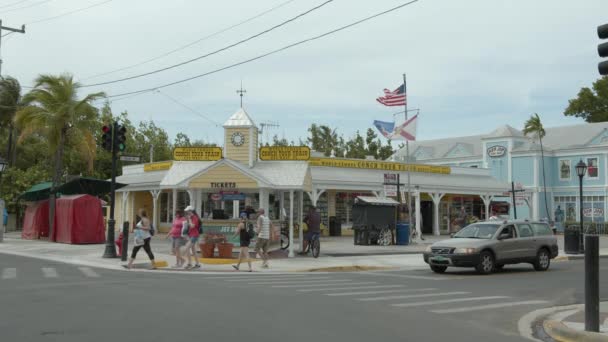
left=223, top=107, right=259, bottom=167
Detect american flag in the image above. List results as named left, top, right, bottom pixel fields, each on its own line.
left=376, top=83, right=406, bottom=107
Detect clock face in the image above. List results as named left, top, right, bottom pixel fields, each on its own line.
left=231, top=132, right=245, bottom=146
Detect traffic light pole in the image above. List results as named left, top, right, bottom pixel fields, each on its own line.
left=102, top=121, right=119, bottom=258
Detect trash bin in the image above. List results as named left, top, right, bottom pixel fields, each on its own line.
left=396, top=223, right=409, bottom=245
left=564, top=227, right=581, bottom=254
left=329, top=216, right=342, bottom=236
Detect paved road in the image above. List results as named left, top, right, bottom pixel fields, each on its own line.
left=1, top=255, right=606, bottom=342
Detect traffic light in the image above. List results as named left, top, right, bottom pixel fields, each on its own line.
left=114, top=124, right=127, bottom=152
left=101, top=125, right=113, bottom=152
left=598, top=24, right=608, bottom=75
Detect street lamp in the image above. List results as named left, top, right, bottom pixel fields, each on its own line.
left=576, top=159, right=587, bottom=252
left=0, top=156, right=7, bottom=243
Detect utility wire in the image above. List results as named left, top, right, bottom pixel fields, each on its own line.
left=28, top=0, right=113, bottom=24
left=106, top=0, right=420, bottom=98
left=0, top=0, right=31, bottom=10
left=83, top=0, right=299, bottom=81
left=155, top=89, right=221, bottom=127
left=0, top=0, right=51, bottom=14
left=81, top=0, right=333, bottom=88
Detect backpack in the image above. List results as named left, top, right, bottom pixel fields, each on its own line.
left=247, top=222, right=255, bottom=239
left=149, top=223, right=155, bottom=236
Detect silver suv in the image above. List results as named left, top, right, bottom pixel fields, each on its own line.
left=423, top=220, right=558, bottom=274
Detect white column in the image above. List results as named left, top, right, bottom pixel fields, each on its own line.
left=532, top=192, right=539, bottom=220
left=298, top=190, right=304, bottom=250
left=233, top=200, right=239, bottom=219
left=172, top=188, right=177, bottom=220
left=150, top=190, right=161, bottom=229
left=187, top=189, right=195, bottom=209
left=430, top=192, right=445, bottom=236
left=279, top=191, right=285, bottom=220
left=259, top=188, right=270, bottom=212
left=121, top=191, right=130, bottom=224
left=288, top=190, right=295, bottom=258
left=480, top=194, right=493, bottom=221
left=197, top=190, right=203, bottom=216
left=415, top=191, right=422, bottom=242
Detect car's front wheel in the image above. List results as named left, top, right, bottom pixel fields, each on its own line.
left=533, top=248, right=551, bottom=271
left=476, top=251, right=495, bottom=274
left=430, top=265, right=447, bottom=273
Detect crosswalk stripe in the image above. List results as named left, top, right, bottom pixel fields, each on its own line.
left=325, top=288, right=437, bottom=296
left=299, top=285, right=404, bottom=293
left=430, top=300, right=548, bottom=314
left=391, top=296, right=510, bottom=308
left=229, top=277, right=331, bottom=283
left=224, top=276, right=311, bottom=281
left=248, top=279, right=350, bottom=285
left=272, top=282, right=376, bottom=288
left=207, top=275, right=310, bottom=280
left=357, top=291, right=470, bottom=302
left=42, top=267, right=58, bottom=278
left=2, top=268, right=16, bottom=279
left=362, top=272, right=457, bottom=281
left=78, top=267, right=100, bottom=278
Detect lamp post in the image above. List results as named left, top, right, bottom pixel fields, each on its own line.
left=0, top=156, right=7, bottom=243
left=576, top=160, right=587, bottom=253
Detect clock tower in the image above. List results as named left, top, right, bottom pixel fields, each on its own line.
left=223, top=107, right=259, bottom=167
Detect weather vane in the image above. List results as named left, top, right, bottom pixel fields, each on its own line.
left=236, top=81, right=247, bottom=108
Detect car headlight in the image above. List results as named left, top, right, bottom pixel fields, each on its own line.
left=425, top=245, right=433, bottom=252
left=454, top=248, right=477, bottom=254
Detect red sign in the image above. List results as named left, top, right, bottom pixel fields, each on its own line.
left=210, top=194, right=222, bottom=201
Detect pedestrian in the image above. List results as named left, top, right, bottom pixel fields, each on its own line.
left=166, top=210, right=186, bottom=268
left=232, top=214, right=252, bottom=272
left=127, top=209, right=156, bottom=269
left=183, top=206, right=202, bottom=269
left=255, top=208, right=272, bottom=268
left=301, top=206, right=320, bottom=254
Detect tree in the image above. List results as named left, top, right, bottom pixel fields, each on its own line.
left=0, top=76, right=24, bottom=166
left=133, top=120, right=172, bottom=162
left=271, top=134, right=289, bottom=147
left=378, top=140, right=394, bottom=160
left=523, top=113, right=551, bottom=221
left=14, top=73, right=105, bottom=236
left=174, top=132, right=191, bottom=147
left=564, top=76, right=608, bottom=122
left=345, top=131, right=366, bottom=159
left=365, top=128, right=380, bottom=158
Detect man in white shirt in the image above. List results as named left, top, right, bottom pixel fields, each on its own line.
left=255, top=208, right=272, bottom=268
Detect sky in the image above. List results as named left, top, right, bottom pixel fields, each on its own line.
left=1, top=0, right=607, bottom=147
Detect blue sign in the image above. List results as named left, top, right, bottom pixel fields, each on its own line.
left=222, top=193, right=246, bottom=201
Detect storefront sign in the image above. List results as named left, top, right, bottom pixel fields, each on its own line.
left=173, top=147, right=222, bottom=161
left=583, top=208, right=604, bottom=217
left=143, top=161, right=173, bottom=172
left=487, top=145, right=506, bottom=158
left=309, top=158, right=451, bottom=174
left=210, top=182, right=236, bottom=189
left=259, top=146, right=311, bottom=161
left=384, top=184, right=398, bottom=197
left=210, top=194, right=222, bottom=201
left=222, top=193, right=246, bottom=201
left=384, top=173, right=398, bottom=185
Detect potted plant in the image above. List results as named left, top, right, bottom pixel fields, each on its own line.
left=216, top=234, right=234, bottom=259
left=200, top=233, right=216, bottom=258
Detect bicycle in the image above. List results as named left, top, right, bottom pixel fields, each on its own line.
left=302, top=232, right=320, bottom=258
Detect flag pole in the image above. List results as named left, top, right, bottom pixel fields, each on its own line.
left=403, top=73, right=415, bottom=242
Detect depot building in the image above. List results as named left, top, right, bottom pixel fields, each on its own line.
left=113, top=107, right=509, bottom=255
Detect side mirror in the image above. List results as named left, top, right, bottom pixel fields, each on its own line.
left=497, top=233, right=510, bottom=240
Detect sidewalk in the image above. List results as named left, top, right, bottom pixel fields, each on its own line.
left=541, top=302, right=608, bottom=341
left=0, top=232, right=430, bottom=273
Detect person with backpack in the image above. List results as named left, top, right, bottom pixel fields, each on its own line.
left=232, top=214, right=252, bottom=272
left=183, top=206, right=202, bottom=269
left=126, top=209, right=156, bottom=269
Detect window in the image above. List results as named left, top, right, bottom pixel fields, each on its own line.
left=517, top=224, right=534, bottom=237
left=559, top=159, right=571, bottom=181
left=531, top=223, right=552, bottom=236
left=587, top=157, right=599, bottom=178
left=499, top=225, right=516, bottom=239
left=159, top=192, right=169, bottom=223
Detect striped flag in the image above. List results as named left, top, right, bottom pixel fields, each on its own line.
left=393, top=114, right=418, bottom=141
left=376, top=83, right=406, bottom=107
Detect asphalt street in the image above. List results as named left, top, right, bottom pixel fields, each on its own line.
left=0, top=254, right=606, bottom=342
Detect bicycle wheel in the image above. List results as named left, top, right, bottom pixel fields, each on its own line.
left=280, top=232, right=289, bottom=250
left=311, top=239, right=320, bottom=258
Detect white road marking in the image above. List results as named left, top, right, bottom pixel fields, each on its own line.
left=272, top=282, right=376, bottom=288
left=2, top=268, right=16, bottom=279
left=391, top=296, right=509, bottom=308
left=431, top=300, right=548, bottom=314
left=248, top=279, right=350, bottom=285
left=224, top=276, right=312, bottom=281
left=362, top=272, right=463, bottom=281
left=325, top=288, right=436, bottom=296
left=299, top=285, right=403, bottom=293
left=78, top=267, right=100, bottom=278
left=42, top=267, right=58, bottom=278
left=230, top=277, right=330, bottom=283
left=357, top=291, right=470, bottom=302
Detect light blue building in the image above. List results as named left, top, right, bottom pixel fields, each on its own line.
left=392, top=122, right=608, bottom=229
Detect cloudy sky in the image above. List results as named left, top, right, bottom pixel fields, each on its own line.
left=2, top=0, right=606, bottom=146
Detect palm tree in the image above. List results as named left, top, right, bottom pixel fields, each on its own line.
left=523, top=113, right=551, bottom=222
left=0, top=76, right=23, bottom=166
left=14, top=74, right=105, bottom=237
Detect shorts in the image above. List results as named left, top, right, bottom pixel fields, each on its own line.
left=188, top=236, right=199, bottom=244
left=172, top=237, right=185, bottom=249
left=255, top=238, right=269, bottom=253
left=240, top=240, right=251, bottom=248
left=305, top=231, right=320, bottom=241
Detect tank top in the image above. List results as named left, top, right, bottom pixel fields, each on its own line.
left=239, top=224, right=250, bottom=242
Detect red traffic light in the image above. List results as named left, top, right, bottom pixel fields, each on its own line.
left=102, top=125, right=111, bottom=133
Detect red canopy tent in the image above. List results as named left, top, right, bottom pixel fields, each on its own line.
left=21, top=200, right=50, bottom=240
left=53, top=194, right=105, bottom=244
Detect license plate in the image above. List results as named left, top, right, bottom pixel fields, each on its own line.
left=431, top=256, right=449, bottom=264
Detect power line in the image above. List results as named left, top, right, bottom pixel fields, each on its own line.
left=106, top=0, right=420, bottom=98
left=0, top=0, right=52, bottom=14
left=81, top=0, right=334, bottom=88
left=0, top=0, right=31, bottom=10
left=82, top=0, right=299, bottom=81
left=28, top=0, right=113, bottom=24
left=155, top=89, right=221, bottom=127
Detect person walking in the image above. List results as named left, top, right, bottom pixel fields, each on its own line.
left=127, top=209, right=156, bottom=269
left=255, top=208, right=272, bottom=269
left=183, top=206, right=202, bottom=269
left=232, top=214, right=252, bottom=272
left=166, top=210, right=186, bottom=268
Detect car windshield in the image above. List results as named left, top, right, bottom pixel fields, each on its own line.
left=454, top=223, right=500, bottom=239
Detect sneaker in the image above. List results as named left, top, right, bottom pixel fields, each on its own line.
left=184, top=264, right=193, bottom=270
left=193, top=264, right=201, bottom=269
left=232, top=265, right=239, bottom=271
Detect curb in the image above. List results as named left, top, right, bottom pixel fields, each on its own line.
left=543, top=320, right=608, bottom=342
left=555, top=255, right=608, bottom=261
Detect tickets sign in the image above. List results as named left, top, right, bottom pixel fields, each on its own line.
left=259, top=146, right=311, bottom=161
left=173, top=147, right=222, bottom=161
